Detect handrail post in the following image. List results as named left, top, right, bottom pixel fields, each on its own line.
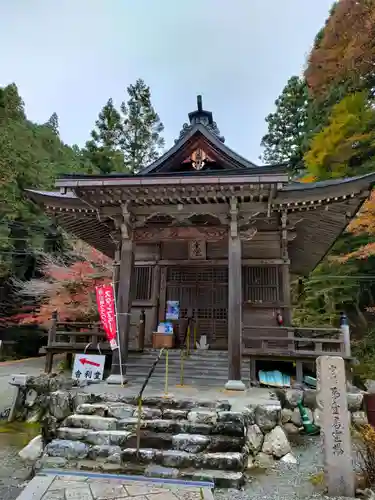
left=136, top=348, right=165, bottom=456
left=287, top=329, right=295, bottom=352
left=138, top=309, right=146, bottom=352
left=340, top=313, right=351, bottom=357
left=164, top=348, right=169, bottom=397
left=45, top=310, right=57, bottom=373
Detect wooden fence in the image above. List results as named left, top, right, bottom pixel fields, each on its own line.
left=242, top=325, right=350, bottom=358
left=44, top=310, right=146, bottom=373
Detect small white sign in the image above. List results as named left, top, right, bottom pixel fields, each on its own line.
left=72, top=354, right=105, bottom=382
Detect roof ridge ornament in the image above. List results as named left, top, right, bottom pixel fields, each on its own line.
left=175, top=95, right=225, bottom=144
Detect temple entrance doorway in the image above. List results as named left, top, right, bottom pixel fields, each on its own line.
left=165, top=266, right=228, bottom=349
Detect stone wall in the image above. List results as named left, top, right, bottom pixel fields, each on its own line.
left=245, top=403, right=295, bottom=469
left=13, top=375, right=295, bottom=487
left=11, top=373, right=75, bottom=424
left=272, top=386, right=368, bottom=436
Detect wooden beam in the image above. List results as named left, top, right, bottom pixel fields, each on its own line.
left=130, top=202, right=268, bottom=217
left=133, top=226, right=228, bottom=242
left=137, top=258, right=289, bottom=266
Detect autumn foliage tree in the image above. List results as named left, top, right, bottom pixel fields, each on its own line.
left=13, top=243, right=112, bottom=326
left=304, top=91, right=375, bottom=180
left=305, top=0, right=375, bottom=99
left=260, top=0, right=375, bottom=349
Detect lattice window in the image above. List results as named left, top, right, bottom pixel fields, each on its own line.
left=167, top=267, right=228, bottom=283
left=242, top=266, right=280, bottom=303
left=132, top=266, right=153, bottom=300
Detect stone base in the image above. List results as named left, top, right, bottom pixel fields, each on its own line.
left=106, top=374, right=128, bottom=385
left=224, top=380, right=246, bottom=391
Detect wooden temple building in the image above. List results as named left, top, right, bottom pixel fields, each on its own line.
left=27, top=96, right=375, bottom=389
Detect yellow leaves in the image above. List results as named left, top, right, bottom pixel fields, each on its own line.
left=304, top=91, right=375, bottom=180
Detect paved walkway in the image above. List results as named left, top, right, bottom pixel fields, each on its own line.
left=16, top=470, right=214, bottom=499
left=0, top=355, right=63, bottom=415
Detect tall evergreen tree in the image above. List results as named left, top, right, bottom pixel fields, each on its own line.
left=260, top=76, right=311, bottom=174
left=87, top=80, right=165, bottom=174
left=85, top=98, right=126, bottom=174
left=120, top=79, right=165, bottom=173
left=45, top=112, right=59, bottom=135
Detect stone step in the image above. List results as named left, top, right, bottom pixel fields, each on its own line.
left=44, top=439, right=245, bottom=472
left=72, top=396, right=232, bottom=412
left=129, top=350, right=229, bottom=359
left=145, top=466, right=245, bottom=489
left=57, top=427, right=244, bottom=452
left=63, top=412, right=245, bottom=437
left=126, top=361, right=229, bottom=372
left=126, top=365, right=229, bottom=374
left=125, top=372, right=230, bottom=382
left=121, top=448, right=244, bottom=471
left=37, top=456, right=245, bottom=488
left=127, top=358, right=228, bottom=366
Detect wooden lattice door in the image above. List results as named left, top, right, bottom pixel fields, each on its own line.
left=165, top=266, right=228, bottom=349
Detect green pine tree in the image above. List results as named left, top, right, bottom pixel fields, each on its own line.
left=0, top=83, right=25, bottom=122
left=45, top=112, right=59, bottom=135
left=85, top=98, right=127, bottom=174
left=260, top=76, right=311, bottom=174
left=121, top=79, right=165, bottom=173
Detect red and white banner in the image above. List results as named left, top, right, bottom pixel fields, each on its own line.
left=95, top=285, right=118, bottom=350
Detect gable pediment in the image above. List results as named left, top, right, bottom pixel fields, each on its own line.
left=139, top=125, right=256, bottom=175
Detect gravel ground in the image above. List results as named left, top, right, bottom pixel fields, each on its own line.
left=215, top=435, right=358, bottom=500
left=0, top=432, right=32, bottom=500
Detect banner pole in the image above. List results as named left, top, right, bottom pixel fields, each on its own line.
left=112, top=282, right=124, bottom=387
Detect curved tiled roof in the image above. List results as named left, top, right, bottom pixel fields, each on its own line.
left=25, top=170, right=375, bottom=275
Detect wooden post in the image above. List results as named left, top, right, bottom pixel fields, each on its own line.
left=158, top=267, right=167, bottom=322
left=225, top=198, right=245, bottom=391
left=340, top=313, right=351, bottom=357
left=281, top=212, right=292, bottom=325
left=151, top=245, right=161, bottom=343
left=107, top=238, right=134, bottom=385
left=138, top=309, right=146, bottom=351
left=44, top=310, right=57, bottom=373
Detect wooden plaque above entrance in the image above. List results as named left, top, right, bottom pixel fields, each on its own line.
left=133, top=226, right=228, bottom=242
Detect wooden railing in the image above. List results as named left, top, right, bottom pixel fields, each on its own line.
left=242, top=325, right=350, bottom=358
left=44, top=310, right=146, bottom=373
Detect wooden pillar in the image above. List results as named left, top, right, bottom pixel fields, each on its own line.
left=151, top=244, right=161, bottom=343
left=281, top=211, right=292, bottom=325
left=107, top=238, right=134, bottom=385
left=225, top=199, right=245, bottom=391
left=158, top=267, right=167, bottom=322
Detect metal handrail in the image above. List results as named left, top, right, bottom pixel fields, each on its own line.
left=136, top=347, right=165, bottom=455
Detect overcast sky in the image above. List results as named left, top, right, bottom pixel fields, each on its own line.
left=0, top=0, right=333, bottom=164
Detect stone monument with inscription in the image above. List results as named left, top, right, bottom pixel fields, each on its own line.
left=316, top=356, right=354, bottom=497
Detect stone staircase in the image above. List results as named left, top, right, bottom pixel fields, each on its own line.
left=126, top=349, right=242, bottom=387
left=40, top=394, right=247, bottom=488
